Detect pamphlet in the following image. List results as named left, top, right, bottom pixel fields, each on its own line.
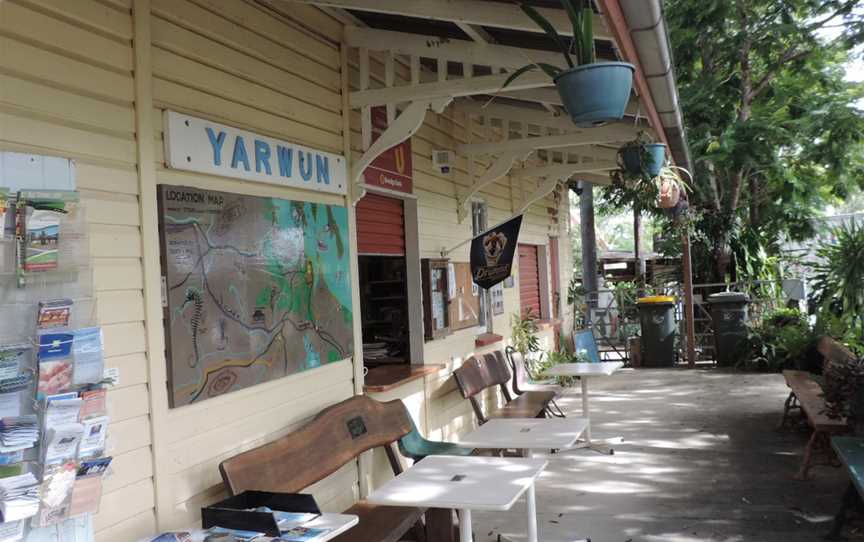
left=77, top=416, right=108, bottom=459
left=0, top=393, right=20, bottom=419
left=79, top=389, right=107, bottom=420
left=278, top=526, right=333, bottom=542
left=0, top=189, right=8, bottom=242
left=0, top=345, right=29, bottom=383
left=68, top=474, right=102, bottom=517
left=77, top=457, right=111, bottom=478
left=37, top=333, right=73, bottom=361
left=44, top=394, right=82, bottom=427
left=23, top=207, right=61, bottom=272
left=0, top=518, right=24, bottom=542
left=37, top=359, right=72, bottom=399
left=71, top=327, right=103, bottom=385
left=0, top=472, right=39, bottom=522
left=43, top=423, right=83, bottom=465
left=33, top=462, right=76, bottom=527
left=36, top=299, right=73, bottom=330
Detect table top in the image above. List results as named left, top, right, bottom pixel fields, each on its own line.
left=832, top=436, right=864, bottom=496
left=544, top=361, right=624, bottom=377
left=457, top=418, right=588, bottom=450
left=366, top=455, right=547, bottom=511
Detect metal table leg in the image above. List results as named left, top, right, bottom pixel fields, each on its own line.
left=459, top=509, right=472, bottom=542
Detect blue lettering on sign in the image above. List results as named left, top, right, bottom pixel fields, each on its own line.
left=315, top=155, right=330, bottom=185
left=254, top=140, right=272, bottom=174
left=277, top=145, right=293, bottom=178
left=205, top=128, right=226, bottom=166
left=299, top=151, right=313, bottom=182
left=231, top=136, right=250, bottom=171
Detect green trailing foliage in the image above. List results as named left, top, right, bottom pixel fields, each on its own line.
left=510, top=309, right=541, bottom=357
left=502, top=0, right=596, bottom=89
left=534, top=349, right=583, bottom=388
left=809, top=220, right=864, bottom=339
left=739, top=308, right=820, bottom=373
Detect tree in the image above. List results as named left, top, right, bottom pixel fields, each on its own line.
left=666, top=0, right=864, bottom=283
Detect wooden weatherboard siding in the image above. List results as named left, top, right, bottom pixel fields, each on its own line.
left=0, top=0, right=156, bottom=539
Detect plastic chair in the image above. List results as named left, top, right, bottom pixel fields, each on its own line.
left=504, top=347, right=566, bottom=418
left=397, top=407, right=474, bottom=463
left=573, top=328, right=601, bottom=363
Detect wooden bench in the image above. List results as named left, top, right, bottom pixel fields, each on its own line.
left=453, top=354, right=555, bottom=424
left=219, top=395, right=427, bottom=542
left=780, top=337, right=855, bottom=479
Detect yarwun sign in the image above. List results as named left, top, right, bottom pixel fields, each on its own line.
left=470, top=215, right=523, bottom=289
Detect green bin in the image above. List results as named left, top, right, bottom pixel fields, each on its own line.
left=708, top=292, right=750, bottom=367
left=636, top=296, right=677, bottom=367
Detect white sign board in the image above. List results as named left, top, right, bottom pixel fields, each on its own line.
left=0, top=152, right=75, bottom=191
left=163, top=111, right=347, bottom=195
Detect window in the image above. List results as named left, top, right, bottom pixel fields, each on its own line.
left=471, top=201, right=493, bottom=330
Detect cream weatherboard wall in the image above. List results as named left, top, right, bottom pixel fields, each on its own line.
left=0, top=0, right=155, bottom=538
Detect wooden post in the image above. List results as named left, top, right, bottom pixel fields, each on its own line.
left=633, top=203, right=641, bottom=283
left=580, top=182, right=598, bottom=312
left=682, top=229, right=697, bottom=367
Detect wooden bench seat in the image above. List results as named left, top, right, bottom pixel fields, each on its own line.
left=332, top=502, right=424, bottom=542
left=489, top=391, right=557, bottom=419
left=781, top=337, right=855, bottom=479
left=219, top=395, right=429, bottom=542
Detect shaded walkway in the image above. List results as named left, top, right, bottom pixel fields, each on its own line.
left=474, top=369, right=854, bottom=541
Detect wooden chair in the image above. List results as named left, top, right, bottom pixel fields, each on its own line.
left=219, top=395, right=428, bottom=542
left=503, top=347, right=566, bottom=418
left=453, top=355, right=554, bottom=425
left=779, top=336, right=854, bottom=479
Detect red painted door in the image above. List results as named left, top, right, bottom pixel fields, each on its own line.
left=518, top=244, right=541, bottom=319
left=356, top=193, right=405, bottom=255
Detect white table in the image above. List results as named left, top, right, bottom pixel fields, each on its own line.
left=458, top=418, right=589, bottom=457
left=366, top=455, right=547, bottom=542
left=544, top=361, right=624, bottom=454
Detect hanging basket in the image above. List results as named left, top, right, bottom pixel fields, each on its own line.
left=619, top=143, right=666, bottom=177
left=657, top=179, right=681, bottom=209
left=554, top=62, right=635, bottom=127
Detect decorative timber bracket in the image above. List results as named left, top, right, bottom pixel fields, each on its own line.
left=456, top=149, right=533, bottom=223
left=351, top=97, right=452, bottom=205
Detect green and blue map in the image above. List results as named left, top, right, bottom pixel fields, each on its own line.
left=157, top=185, right=353, bottom=407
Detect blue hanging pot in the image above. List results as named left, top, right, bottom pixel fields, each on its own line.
left=554, top=62, right=635, bottom=127
left=620, top=143, right=667, bottom=177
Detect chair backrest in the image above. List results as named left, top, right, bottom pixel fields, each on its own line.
left=486, top=351, right=513, bottom=401
left=573, top=328, right=601, bottom=363
left=453, top=356, right=499, bottom=399
left=505, top=346, right=529, bottom=395
left=219, top=395, right=412, bottom=495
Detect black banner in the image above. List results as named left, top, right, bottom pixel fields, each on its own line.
left=470, top=215, right=523, bottom=289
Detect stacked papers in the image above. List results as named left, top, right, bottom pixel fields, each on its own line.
left=0, top=472, right=39, bottom=522
left=0, top=416, right=38, bottom=453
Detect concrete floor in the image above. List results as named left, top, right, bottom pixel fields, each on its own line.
left=472, top=368, right=858, bottom=542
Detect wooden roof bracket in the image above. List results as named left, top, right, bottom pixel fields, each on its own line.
left=456, top=150, right=533, bottom=222
left=350, top=97, right=451, bottom=205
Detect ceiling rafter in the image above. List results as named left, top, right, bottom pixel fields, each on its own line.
left=289, top=0, right=612, bottom=40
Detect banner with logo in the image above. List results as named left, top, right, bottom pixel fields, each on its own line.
left=470, top=215, right=523, bottom=289
left=362, top=106, right=413, bottom=193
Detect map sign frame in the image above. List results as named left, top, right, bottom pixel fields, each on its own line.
left=157, top=185, right=354, bottom=408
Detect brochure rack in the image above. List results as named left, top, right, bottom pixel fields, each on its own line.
left=0, top=190, right=107, bottom=542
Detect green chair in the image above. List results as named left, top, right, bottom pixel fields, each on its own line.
left=397, top=409, right=474, bottom=463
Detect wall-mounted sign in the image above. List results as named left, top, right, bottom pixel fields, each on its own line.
left=362, top=106, right=413, bottom=194
left=470, top=215, right=523, bottom=289
left=163, top=111, right=347, bottom=195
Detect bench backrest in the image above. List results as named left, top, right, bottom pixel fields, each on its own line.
left=219, top=395, right=412, bottom=495
left=818, top=336, right=857, bottom=372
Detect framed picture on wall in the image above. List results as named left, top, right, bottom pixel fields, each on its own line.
left=491, top=283, right=504, bottom=315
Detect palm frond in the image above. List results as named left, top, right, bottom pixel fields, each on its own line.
left=561, top=0, right=584, bottom=63
left=580, top=5, right=595, bottom=65
left=501, top=64, right=540, bottom=89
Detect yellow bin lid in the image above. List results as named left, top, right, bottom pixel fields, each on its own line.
left=637, top=295, right=676, bottom=304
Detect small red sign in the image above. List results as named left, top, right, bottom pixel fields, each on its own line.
left=362, top=106, right=413, bottom=194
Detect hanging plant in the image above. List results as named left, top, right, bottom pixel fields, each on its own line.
left=500, top=0, right=635, bottom=127
left=618, top=133, right=667, bottom=178
left=656, top=165, right=692, bottom=209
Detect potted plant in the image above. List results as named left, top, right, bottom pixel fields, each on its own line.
left=618, top=133, right=667, bottom=178
left=656, top=165, right=692, bottom=209
left=503, top=0, right=635, bottom=127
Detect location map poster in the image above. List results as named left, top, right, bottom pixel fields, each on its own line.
left=157, top=185, right=354, bottom=407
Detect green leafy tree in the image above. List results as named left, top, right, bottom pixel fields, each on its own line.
left=665, top=0, right=864, bottom=282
